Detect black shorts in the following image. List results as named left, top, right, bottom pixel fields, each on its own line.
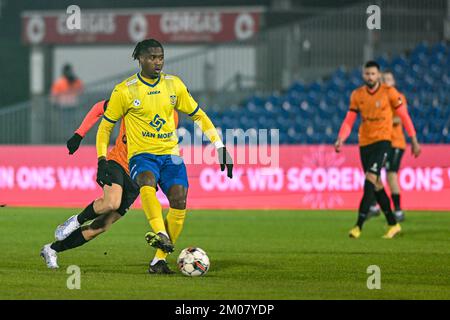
left=385, top=147, right=405, bottom=173
left=359, top=140, right=391, bottom=176
left=108, top=160, right=140, bottom=216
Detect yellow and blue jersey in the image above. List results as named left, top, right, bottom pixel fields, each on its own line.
left=103, top=72, right=199, bottom=159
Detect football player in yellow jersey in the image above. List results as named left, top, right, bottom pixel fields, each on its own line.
left=96, top=39, right=233, bottom=274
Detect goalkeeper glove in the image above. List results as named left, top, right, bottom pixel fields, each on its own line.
left=96, top=158, right=112, bottom=187
left=66, top=133, right=83, bottom=155
left=218, top=147, right=233, bottom=179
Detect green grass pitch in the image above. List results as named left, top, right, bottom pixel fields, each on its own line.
left=0, top=207, right=449, bottom=299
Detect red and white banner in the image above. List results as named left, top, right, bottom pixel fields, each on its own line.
left=1, top=145, right=449, bottom=210
left=22, top=7, right=262, bottom=45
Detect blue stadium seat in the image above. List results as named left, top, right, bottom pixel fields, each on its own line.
left=410, top=52, right=429, bottom=67
left=308, top=81, right=323, bottom=94
left=266, top=94, right=282, bottom=107
left=264, top=102, right=277, bottom=114
left=392, top=55, right=409, bottom=68
left=288, top=81, right=306, bottom=94
left=205, top=41, right=449, bottom=145
left=431, top=42, right=447, bottom=55
left=412, top=42, right=429, bottom=54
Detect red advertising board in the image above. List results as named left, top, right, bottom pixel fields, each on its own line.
left=1, top=145, right=449, bottom=210
left=22, top=8, right=262, bottom=45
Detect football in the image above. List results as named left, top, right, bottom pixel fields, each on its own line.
left=177, top=247, right=210, bottom=277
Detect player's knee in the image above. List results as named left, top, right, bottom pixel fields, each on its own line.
left=90, top=229, right=103, bottom=239
left=108, top=199, right=121, bottom=212
left=82, top=227, right=102, bottom=240
left=365, top=172, right=378, bottom=185
left=168, top=194, right=186, bottom=209
left=387, top=172, right=397, bottom=181
left=93, top=199, right=109, bottom=214
left=136, top=172, right=157, bottom=189
left=167, top=186, right=187, bottom=209
left=374, top=181, right=384, bottom=191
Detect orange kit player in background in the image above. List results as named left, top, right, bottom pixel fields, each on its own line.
left=40, top=99, right=179, bottom=269
left=368, top=71, right=408, bottom=222
left=334, top=61, right=421, bottom=240
left=383, top=70, right=408, bottom=221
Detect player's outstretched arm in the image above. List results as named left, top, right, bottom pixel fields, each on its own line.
left=67, top=100, right=107, bottom=155
left=394, top=104, right=421, bottom=157
left=190, top=109, right=233, bottom=178
left=335, top=110, right=357, bottom=153
left=174, top=76, right=233, bottom=178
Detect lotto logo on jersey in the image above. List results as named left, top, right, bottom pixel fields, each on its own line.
left=149, top=114, right=166, bottom=132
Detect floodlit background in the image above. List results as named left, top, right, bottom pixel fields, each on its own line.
left=1, top=0, right=448, bottom=144
left=0, top=0, right=449, bottom=209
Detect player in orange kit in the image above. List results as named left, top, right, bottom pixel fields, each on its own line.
left=334, top=61, right=421, bottom=239
left=40, top=99, right=179, bottom=269
left=384, top=71, right=408, bottom=221
left=368, top=71, right=408, bottom=221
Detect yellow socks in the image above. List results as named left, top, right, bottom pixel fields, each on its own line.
left=155, top=207, right=186, bottom=260
left=166, top=208, right=187, bottom=244
left=140, top=186, right=166, bottom=235
left=140, top=186, right=187, bottom=262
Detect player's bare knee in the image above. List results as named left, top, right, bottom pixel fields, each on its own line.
left=167, top=186, right=187, bottom=209
left=387, top=172, right=397, bottom=182
left=365, top=173, right=378, bottom=185
left=81, top=226, right=98, bottom=240
left=83, top=231, right=96, bottom=241
left=136, top=171, right=157, bottom=189
left=168, top=190, right=187, bottom=209
left=94, top=199, right=110, bottom=214
left=375, top=181, right=384, bottom=191
left=91, top=229, right=104, bottom=239
left=91, top=225, right=107, bottom=236
left=109, top=199, right=121, bottom=212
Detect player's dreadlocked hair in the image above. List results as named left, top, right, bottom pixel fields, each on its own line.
left=132, top=39, right=164, bottom=60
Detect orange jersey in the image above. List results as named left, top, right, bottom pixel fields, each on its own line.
left=391, top=93, right=407, bottom=150
left=51, top=77, right=84, bottom=106
left=107, top=111, right=179, bottom=174
left=349, top=83, right=403, bottom=147
left=107, top=120, right=129, bottom=174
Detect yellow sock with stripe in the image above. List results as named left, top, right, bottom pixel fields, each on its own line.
left=140, top=186, right=167, bottom=235
left=155, top=208, right=186, bottom=260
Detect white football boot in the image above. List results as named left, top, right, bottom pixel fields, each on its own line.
left=55, top=215, right=80, bottom=241
left=40, top=244, right=59, bottom=269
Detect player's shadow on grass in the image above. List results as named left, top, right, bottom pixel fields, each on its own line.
left=80, top=264, right=148, bottom=274
left=209, top=258, right=264, bottom=273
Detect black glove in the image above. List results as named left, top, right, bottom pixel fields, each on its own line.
left=218, top=147, right=233, bottom=179
left=67, top=133, right=83, bottom=155
left=96, top=158, right=112, bottom=187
